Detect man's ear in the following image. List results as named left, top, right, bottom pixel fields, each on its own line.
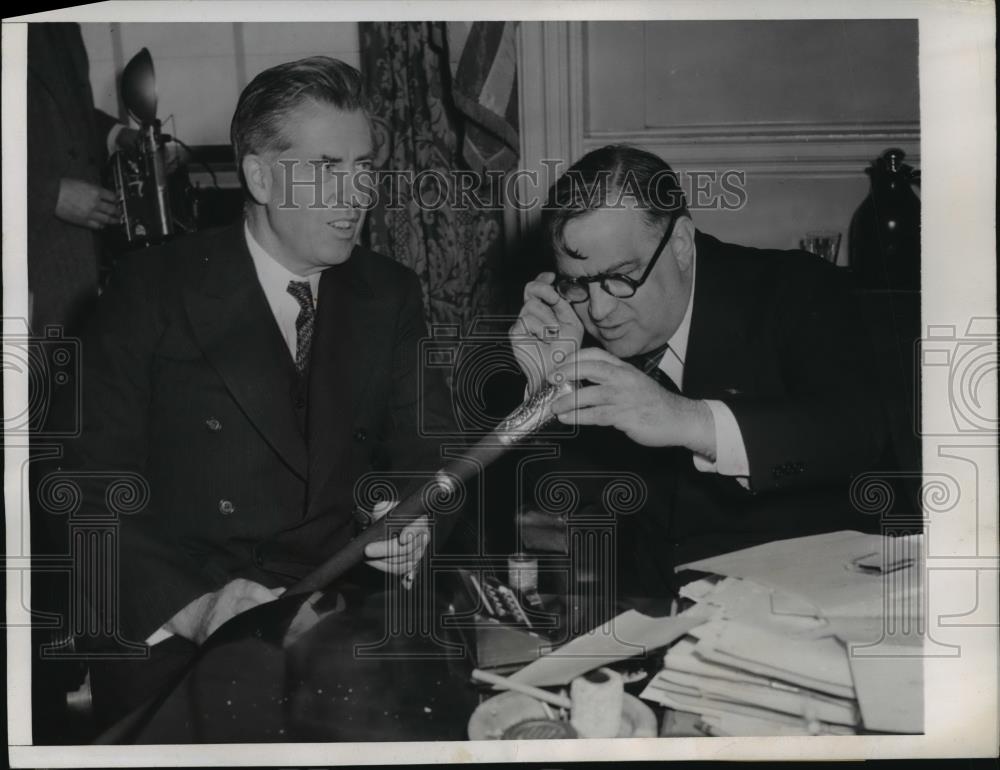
left=242, top=154, right=273, bottom=206
left=670, top=216, right=696, bottom=272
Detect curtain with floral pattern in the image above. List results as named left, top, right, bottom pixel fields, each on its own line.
left=359, top=22, right=514, bottom=329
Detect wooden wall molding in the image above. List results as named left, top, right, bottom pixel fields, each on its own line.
left=513, top=21, right=585, bottom=233
left=583, top=122, right=921, bottom=178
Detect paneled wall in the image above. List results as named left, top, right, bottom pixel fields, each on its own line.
left=80, top=23, right=360, bottom=146
left=78, top=20, right=919, bottom=262
left=520, top=20, right=920, bottom=262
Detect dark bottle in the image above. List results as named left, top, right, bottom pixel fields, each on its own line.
left=848, top=148, right=922, bottom=291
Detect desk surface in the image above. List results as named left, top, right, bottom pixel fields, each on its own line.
left=129, top=583, right=481, bottom=743
left=119, top=570, right=674, bottom=744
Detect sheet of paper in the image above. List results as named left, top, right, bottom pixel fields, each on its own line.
left=691, top=619, right=856, bottom=699
left=847, top=646, right=924, bottom=733
left=509, top=606, right=711, bottom=687
left=665, top=637, right=804, bottom=688
left=680, top=530, right=923, bottom=619
left=654, top=668, right=859, bottom=725
left=640, top=685, right=846, bottom=732
left=688, top=576, right=827, bottom=637
left=701, top=711, right=856, bottom=737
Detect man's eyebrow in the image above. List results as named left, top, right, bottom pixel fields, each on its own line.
left=572, top=259, right=640, bottom=279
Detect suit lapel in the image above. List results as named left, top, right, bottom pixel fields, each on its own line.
left=304, top=251, right=379, bottom=516
left=182, top=225, right=308, bottom=480
left=683, top=232, right=754, bottom=399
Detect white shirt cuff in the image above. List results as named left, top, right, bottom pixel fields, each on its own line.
left=145, top=626, right=174, bottom=646
left=106, top=123, right=126, bottom=156
left=692, top=399, right=751, bottom=488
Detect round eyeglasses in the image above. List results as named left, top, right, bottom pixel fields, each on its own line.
left=554, top=214, right=678, bottom=304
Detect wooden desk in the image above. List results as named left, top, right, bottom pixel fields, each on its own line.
left=124, top=582, right=478, bottom=743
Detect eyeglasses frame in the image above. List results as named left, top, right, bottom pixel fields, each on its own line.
left=554, top=213, right=679, bottom=304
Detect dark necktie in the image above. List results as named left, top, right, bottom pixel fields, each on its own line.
left=626, top=342, right=680, bottom=394
left=286, top=280, right=315, bottom=375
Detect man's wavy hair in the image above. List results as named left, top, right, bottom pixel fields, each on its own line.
left=230, top=56, right=370, bottom=193
left=543, top=145, right=690, bottom=258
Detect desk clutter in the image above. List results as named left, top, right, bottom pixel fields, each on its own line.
left=468, top=669, right=657, bottom=739
left=468, top=530, right=924, bottom=738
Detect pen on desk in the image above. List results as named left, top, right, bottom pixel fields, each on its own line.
left=471, top=669, right=573, bottom=710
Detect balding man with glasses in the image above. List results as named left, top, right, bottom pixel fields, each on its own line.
left=509, top=144, right=888, bottom=604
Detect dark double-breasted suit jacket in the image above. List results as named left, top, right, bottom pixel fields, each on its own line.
left=61, top=223, right=453, bottom=644
left=521, top=230, right=889, bottom=600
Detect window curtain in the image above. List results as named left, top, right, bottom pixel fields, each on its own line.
left=359, top=22, right=519, bottom=329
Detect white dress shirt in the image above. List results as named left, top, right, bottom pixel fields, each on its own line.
left=145, top=224, right=320, bottom=646
left=244, top=222, right=320, bottom=358
left=661, top=248, right=752, bottom=484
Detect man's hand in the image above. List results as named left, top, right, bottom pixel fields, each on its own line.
left=55, top=178, right=119, bottom=230
left=509, top=272, right=585, bottom=393
left=163, top=578, right=284, bottom=645
left=548, top=348, right=717, bottom=454
left=363, top=515, right=430, bottom=575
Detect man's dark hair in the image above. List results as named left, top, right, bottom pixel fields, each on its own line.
left=543, top=144, right=690, bottom=257
left=230, top=56, right=370, bottom=190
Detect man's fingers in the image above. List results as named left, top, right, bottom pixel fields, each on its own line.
left=523, top=274, right=562, bottom=307
left=364, top=531, right=427, bottom=560
left=550, top=384, right=613, bottom=415
left=550, top=296, right=583, bottom=331
left=551, top=358, right=624, bottom=386
left=91, top=211, right=117, bottom=227
left=512, top=311, right=558, bottom=344
left=558, top=347, right=626, bottom=368
left=366, top=558, right=410, bottom=575
left=557, top=405, right=618, bottom=426
left=97, top=187, right=118, bottom=204
left=94, top=198, right=118, bottom=217
left=520, top=299, right=561, bottom=329
left=364, top=537, right=391, bottom=559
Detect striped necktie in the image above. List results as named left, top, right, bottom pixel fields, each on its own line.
left=286, top=280, right=315, bottom=375
left=626, top=341, right=679, bottom=394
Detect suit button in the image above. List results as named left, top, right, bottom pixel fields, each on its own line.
left=68, top=148, right=79, bottom=160
left=353, top=428, right=368, bottom=443
left=218, top=499, right=235, bottom=515
left=205, top=417, right=222, bottom=432
left=294, top=396, right=306, bottom=409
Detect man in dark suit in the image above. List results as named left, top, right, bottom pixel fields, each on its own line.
left=509, top=145, right=887, bottom=603
left=27, top=22, right=138, bottom=333
left=59, top=56, right=452, bottom=728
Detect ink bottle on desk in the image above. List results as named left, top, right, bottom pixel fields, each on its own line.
left=508, top=552, right=544, bottom=611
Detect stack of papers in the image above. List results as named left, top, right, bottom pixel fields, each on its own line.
left=639, top=531, right=925, bottom=736
left=641, top=578, right=862, bottom=736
